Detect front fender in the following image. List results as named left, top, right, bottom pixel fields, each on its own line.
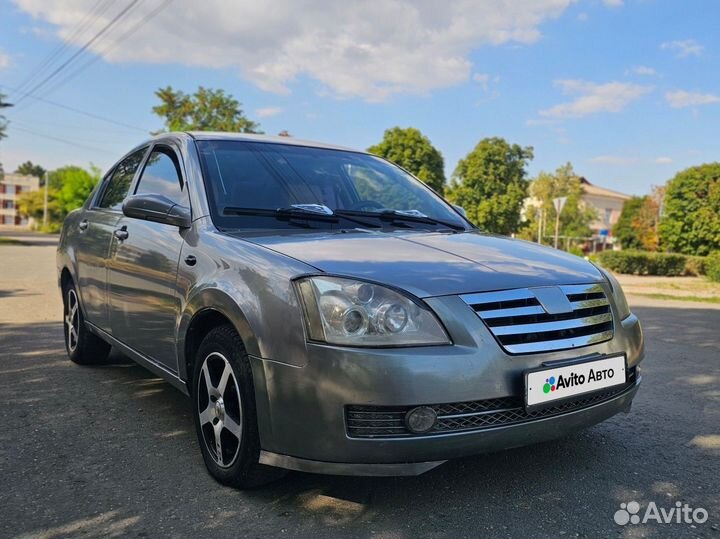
left=176, top=286, right=261, bottom=380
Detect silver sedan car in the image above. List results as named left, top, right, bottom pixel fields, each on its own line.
left=57, top=132, right=644, bottom=488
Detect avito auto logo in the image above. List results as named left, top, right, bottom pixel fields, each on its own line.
left=542, top=368, right=616, bottom=394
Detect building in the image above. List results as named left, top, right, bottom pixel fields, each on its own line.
left=579, top=178, right=631, bottom=249
left=0, top=173, right=40, bottom=228
left=522, top=177, right=631, bottom=251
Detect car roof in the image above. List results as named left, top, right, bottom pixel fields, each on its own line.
left=181, top=131, right=364, bottom=153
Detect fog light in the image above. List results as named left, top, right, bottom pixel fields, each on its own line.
left=405, top=406, right=437, bottom=434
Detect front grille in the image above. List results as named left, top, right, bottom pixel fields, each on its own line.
left=460, top=284, right=614, bottom=354
left=346, top=368, right=636, bottom=439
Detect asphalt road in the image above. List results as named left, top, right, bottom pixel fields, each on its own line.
left=1, top=234, right=718, bottom=539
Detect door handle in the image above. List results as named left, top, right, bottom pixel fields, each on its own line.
left=78, top=219, right=89, bottom=231
left=113, top=226, right=129, bottom=241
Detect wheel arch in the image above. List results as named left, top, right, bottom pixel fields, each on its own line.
left=177, top=288, right=260, bottom=383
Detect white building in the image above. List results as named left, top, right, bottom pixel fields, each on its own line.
left=0, top=173, right=40, bottom=228
left=579, top=178, right=631, bottom=246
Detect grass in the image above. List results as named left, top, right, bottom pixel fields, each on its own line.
left=631, top=292, right=720, bottom=304
left=0, top=237, right=26, bottom=245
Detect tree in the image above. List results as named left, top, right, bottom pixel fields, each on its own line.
left=519, top=163, right=596, bottom=248
left=613, top=196, right=646, bottom=250
left=16, top=161, right=46, bottom=182
left=367, top=127, right=446, bottom=194
left=152, top=86, right=261, bottom=133
left=445, top=137, right=533, bottom=234
left=51, top=165, right=102, bottom=215
left=659, top=163, right=720, bottom=255
left=16, top=165, right=100, bottom=231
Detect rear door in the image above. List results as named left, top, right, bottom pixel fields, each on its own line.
left=74, top=148, right=146, bottom=332
left=107, top=144, right=190, bottom=371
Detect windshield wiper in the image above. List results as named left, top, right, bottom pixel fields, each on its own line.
left=334, top=209, right=467, bottom=232
left=222, top=205, right=381, bottom=229
left=223, top=205, right=337, bottom=220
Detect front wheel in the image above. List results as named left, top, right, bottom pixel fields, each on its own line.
left=62, top=282, right=111, bottom=365
left=192, top=325, right=285, bottom=488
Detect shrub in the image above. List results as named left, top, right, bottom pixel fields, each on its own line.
left=684, top=255, right=707, bottom=276
left=596, top=250, right=688, bottom=276
left=706, top=252, right=720, bottom=282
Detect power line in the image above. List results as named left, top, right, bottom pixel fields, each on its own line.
left=36, top=0, right=174, bottom=100
left=1, top=85, right=148, bottom=132
left=9, top=124, right=119, bottom=155
left=14, top=0, right=143, bottom=105
left=12, top=0, right=113, bottom=98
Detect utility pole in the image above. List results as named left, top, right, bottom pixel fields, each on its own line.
left=553, top=196, right=567, bottom=250
left=42, top=171, right=49, bottom=229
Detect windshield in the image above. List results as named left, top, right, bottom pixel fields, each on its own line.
left=196, top=140, right=470, bottom=231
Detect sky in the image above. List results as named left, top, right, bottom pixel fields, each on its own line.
left=0, top=0, right=718, bottom=196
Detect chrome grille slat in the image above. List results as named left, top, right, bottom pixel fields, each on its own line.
left=477, top=305, right=546, bottom=319
left=460, top=283, right=614, bottom=354
left=491, top=313, right=613, bottom=335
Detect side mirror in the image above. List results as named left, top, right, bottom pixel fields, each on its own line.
left=452, top=204, right=468, bottom=218
left=122, top=194, right=191, bottom=228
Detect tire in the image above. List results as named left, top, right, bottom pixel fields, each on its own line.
left=62, top=280, right=111, bottom=365
left=192, top=324, right=285, bottom=489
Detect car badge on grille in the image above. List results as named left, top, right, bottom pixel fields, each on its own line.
left=529, top=286, right=573, bottom=314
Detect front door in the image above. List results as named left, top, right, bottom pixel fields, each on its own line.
left=108, top=145, right=190, bottom=372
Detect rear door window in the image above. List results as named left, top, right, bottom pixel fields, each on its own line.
left=97, top=148, right=146, bottom=210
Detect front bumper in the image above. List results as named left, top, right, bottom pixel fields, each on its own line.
left=249, top=294, right=644, bottom=475
left=257, top=377, right=640, bottom=476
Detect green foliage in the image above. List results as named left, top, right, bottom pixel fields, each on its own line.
left=684, top=255, right=707, bottom=276
left=15, top=161, right=46, bottom=181
left=152, top=86, right=261, bottom=134
left=659, top=163, right=720, bottom=256
left=596, top=250, right=688, bottom=276
left=446, top=137, right=533, bottom=235
left=50, top=166, right=101, bottom=215
left=16, top=165, right=100, bottom=230
left=519, top=163, right=596, bottom=245
left=367, top=127, right=446, bottom=194
left=613, top=196, right=645, bottom=250
left=705, top=252, right=720, bottom=282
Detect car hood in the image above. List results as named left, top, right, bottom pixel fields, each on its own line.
left=239, top=230, right=604, bottom=298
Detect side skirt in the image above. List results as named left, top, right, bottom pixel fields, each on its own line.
left=85, top=321, right=190, bottom=396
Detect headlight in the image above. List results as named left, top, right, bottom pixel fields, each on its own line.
left=295, top=276, right=450, bottom=346
left=598, top=267, right=631, bottom=320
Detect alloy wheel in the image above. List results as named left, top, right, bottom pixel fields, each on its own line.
left=65, top=289, right=80, bottom=353
left=197, top=352, right=243, bottom=468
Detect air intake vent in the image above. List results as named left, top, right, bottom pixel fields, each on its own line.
left=460, top=284, right=614, bottom=354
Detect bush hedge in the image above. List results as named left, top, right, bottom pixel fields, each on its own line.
left=684, top=255, right=707, bottom=277
left=596, top=250, right=690, bottom=276
left=706, top=252, right=720, bottom=282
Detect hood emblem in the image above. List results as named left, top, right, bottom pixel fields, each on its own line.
left=530, top=286, right=573, bottom=314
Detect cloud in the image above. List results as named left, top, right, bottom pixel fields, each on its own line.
left=577, top=12, right=588, bottom=22
left=602, top=0, right=623, bottom=7
left=538, top=80, right=652, bottom=119
left=590, top=155, right=638, bottom=166
left=472, top=72, right=500, bottom=91
left=660, top=39, right=703, bottom=58
left=0, top=50, right=9, bottom=69
left=255, top=106, right=284, bottom=118
left=655, top=156, right=673, bottom=164
left=665, top=90, right=720, bottom=108
left=13, top=0, right=573, bottom=102
left=629, top=65, right=656, bottom=76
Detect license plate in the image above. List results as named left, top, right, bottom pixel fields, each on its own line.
left=525, top=354, right=626, bottom=408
